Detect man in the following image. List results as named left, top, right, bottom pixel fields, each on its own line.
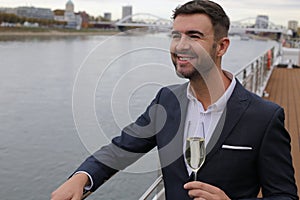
left=51, top=1, right=299, bottom=200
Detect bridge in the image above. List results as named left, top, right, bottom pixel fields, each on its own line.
left=229, top=17, right=288, bottom=35
left=91, top=14, right=289, bottom=35
left=89, top=13, right=172, bottom=31
left=114, top=15, right=288, bottom=34
left=114, top=13, right=172, bottom=31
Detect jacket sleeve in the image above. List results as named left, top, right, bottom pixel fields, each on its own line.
left=258, top=107, right=298, bottom=200
left=74, top=87, right=165, bottom=191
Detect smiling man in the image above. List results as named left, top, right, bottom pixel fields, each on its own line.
left=51, top=1, right=298, bottom=200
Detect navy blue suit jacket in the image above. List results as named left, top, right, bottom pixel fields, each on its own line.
left=76, top=80, right=298, bottom=200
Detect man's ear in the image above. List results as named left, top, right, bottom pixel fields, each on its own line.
left=216, top=37, right=230, bottom=57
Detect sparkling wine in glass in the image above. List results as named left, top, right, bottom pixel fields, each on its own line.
left=185, top=137, right=205, bottom=181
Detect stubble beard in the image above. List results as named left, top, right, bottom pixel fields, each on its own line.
left=175, top=64, right=200, bottom=80
left=172, top=43, right=218, bottom=81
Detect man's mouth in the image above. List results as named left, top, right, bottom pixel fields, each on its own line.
left=178, top=56, right=192, bottom=61
left=176, top=54, right=196, bottom=62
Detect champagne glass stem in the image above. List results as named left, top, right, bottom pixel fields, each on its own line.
left=194, top=171, right=197, bottom=181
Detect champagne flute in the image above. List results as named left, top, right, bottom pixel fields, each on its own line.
left=185, top=137, right=205, bottom=181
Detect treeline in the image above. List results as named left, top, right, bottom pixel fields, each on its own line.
left=0, top=13, right=66, bottom=26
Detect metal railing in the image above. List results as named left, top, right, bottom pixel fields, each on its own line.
left=234, top=46, right=278, bottom=97
left=139, top=175, right=164, bottom=200
left=81, top=173, right=165, bottom=200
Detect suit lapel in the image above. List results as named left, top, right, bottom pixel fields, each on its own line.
left=159, top=83, right=190, bottom=180
left=170, top=83, right=190, bottom=179
left=206, top=109, right=226, bottom=155
left=206, top=81, right=250, bottom=161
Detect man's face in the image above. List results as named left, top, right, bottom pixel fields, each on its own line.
left=170, top=14, right=218, bottom=79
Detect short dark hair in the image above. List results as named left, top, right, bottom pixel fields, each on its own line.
left=172, top=0, right=230, bottom=40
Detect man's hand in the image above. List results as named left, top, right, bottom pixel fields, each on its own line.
left=184, top=181, right=231, bottom=200
left=51, top=173, right=89, bottom=200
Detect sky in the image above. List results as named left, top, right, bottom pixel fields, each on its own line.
left=0, top=0, right=299, bottom=27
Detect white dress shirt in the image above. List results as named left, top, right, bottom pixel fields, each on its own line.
left=183, top=71, right=236, bottom=175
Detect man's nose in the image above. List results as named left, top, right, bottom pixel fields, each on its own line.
left=175, top=36, right=191, bottom=51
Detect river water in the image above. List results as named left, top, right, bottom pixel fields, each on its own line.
left=0, top=32, right=278, bottom=200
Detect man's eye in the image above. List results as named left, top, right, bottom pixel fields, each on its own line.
left=189, top=35, right=201, bottom=39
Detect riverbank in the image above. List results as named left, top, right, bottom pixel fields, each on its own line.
left=0, top=27, right=120, bottom=37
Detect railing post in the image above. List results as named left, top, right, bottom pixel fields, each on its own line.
left=251, top=64, right=255, bottom=93
left=257, top=57, right=263, bottom=95
left=259, top=57, right=264, bottom=94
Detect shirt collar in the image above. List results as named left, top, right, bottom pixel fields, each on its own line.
left=186, top=70, right=236, bottom=113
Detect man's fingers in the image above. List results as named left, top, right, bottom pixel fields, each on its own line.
left=184, top=181, right=219, bottom=194
left=188, top=187, right=210, bottom=199
left=71, top=194, right=82, bottom=200
left=184, top=181, right=230, bottom=200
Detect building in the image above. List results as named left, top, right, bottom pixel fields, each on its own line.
left=79, top=11, right=89, bottom=28
left=255, top=15, right=269, bottom=29
left=0, top=6, right=54, bottom=20
left=15, top=6, right=54, bottom=20
left=0, top=7, right=16, bottom=15
left=53, top=9, right=65, bottom=22
left=64, top=0, right=78, bottom=28
left=65, top=0, right=74, bottom=13
left=122, top=5, right=132, bottom=22
left=104, top=12, right=112, bottom=21
left=288, top=20, right=298, bottom=32
left=53, top=0, right=82, bottom=29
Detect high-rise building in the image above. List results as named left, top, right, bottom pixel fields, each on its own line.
left=104, top=12, right=112, bottom=21
left=255, top=15, right=269, bottom=29
left=288, top=20, right=298, bottom=32
left=122, top=5, right=132, bottom=22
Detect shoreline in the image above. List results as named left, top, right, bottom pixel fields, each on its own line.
left=0, top=28, right=121, bottom=37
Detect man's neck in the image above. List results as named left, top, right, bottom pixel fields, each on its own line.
left=189, top=69, right=231, bottom=110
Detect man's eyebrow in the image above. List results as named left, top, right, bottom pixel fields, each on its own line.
left=186, top=30, right=205, bottom=37
left=170, top=30, right=205, bottom=37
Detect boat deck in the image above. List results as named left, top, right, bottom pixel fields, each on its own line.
left=264, top=67, right=300, bottom=196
